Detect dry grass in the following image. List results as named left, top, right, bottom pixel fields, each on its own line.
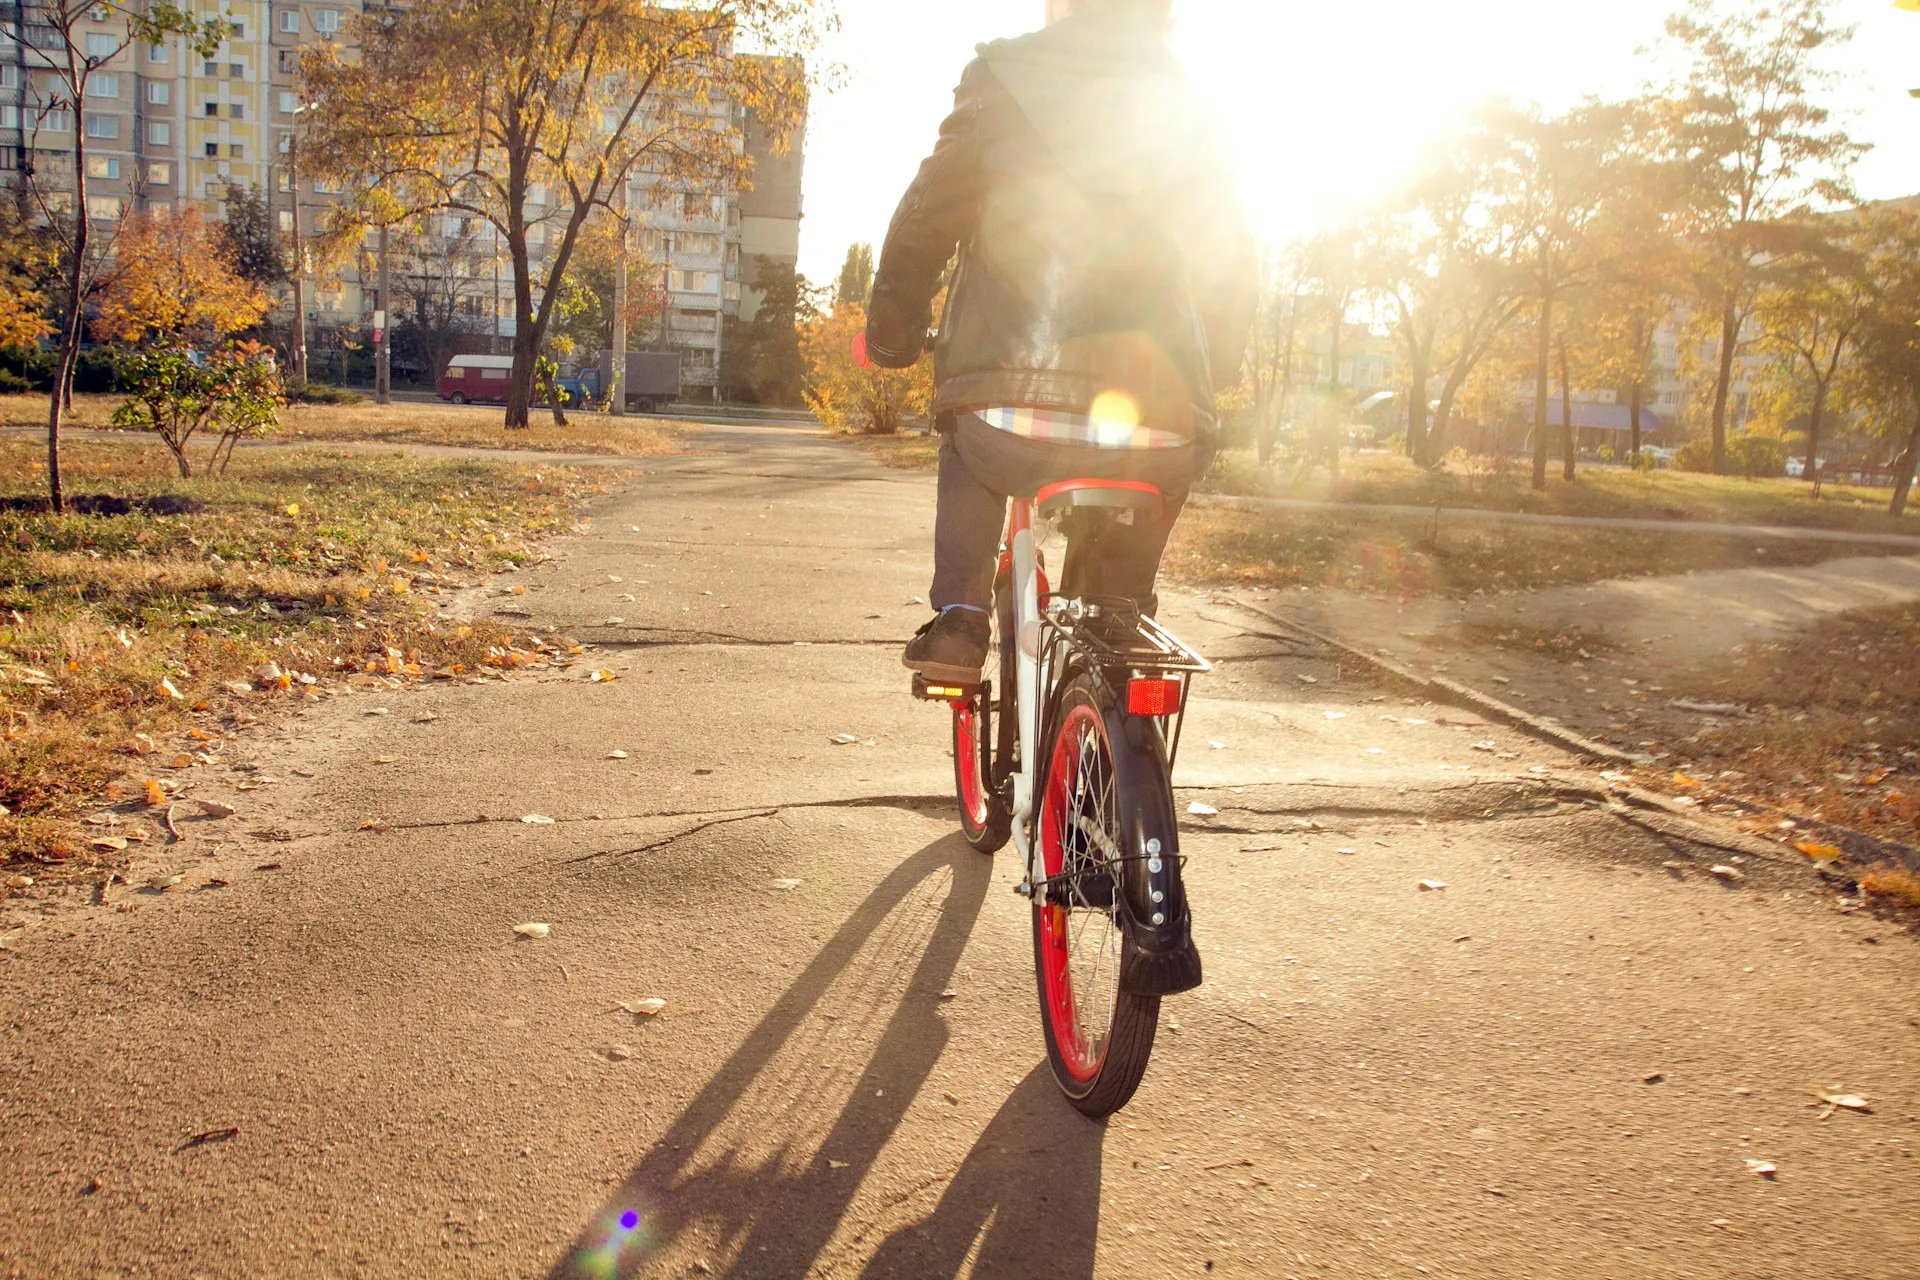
left=0, top=392, right=689, bottom=459
left=1162, top=502, right=1905, bottom=599
left=1, top=436, right=625, bottom=870
left=1204, top=448, right=1920, bottom=534
left=1658, top=605, right=1920, bottom=847
left=837, top=430, right=941, bottom=472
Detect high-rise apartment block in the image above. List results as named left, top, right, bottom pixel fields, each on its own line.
left=2, top=4, right=806, bottom=397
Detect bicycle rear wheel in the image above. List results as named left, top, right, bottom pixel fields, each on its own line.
left=952, top=689, right=1010, bottom=853
left=1032, top=675, right=1160, bottom=1117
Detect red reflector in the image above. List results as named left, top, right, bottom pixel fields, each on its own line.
left=1128, top=678, right=1182, bottom=717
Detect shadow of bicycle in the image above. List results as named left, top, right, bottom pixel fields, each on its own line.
left=546, top=832, right=1101, bottom=1278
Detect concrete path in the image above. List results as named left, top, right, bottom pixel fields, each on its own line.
left=2, top=427, right=1917, bottom=1279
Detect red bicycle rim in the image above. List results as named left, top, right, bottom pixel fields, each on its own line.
left=955, top=702, right=990, bottom=830
left=1038, top=703, right=1113, bottom=1084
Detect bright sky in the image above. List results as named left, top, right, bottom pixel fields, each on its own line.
left=796, top=0, right=1920, bottom=285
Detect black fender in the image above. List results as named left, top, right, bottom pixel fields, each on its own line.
left=1039, top=664, right=1203, bottom=997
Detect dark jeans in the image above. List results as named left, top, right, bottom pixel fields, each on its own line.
left=931, top=413, right=1195, bottom=611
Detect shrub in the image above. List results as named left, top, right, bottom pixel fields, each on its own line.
left=1675, top=437, right=1714, bottom=473
left=0, top=368, right=31, bottom=394
left=1676, top=435, right=1789, bottom=478
left=802, top=302, right=932, bottom=435
left=111, top=342, right=284, bottom=477
left=284, top=380, right=364, bottom=406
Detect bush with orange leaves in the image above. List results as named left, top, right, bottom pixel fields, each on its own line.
left=801, top=303, right=933, bottom=436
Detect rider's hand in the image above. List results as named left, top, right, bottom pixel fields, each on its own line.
left=852, top=332, right=874, bottom=370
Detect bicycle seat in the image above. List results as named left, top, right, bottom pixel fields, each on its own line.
left=1035, top=479, right=1163, bottom=520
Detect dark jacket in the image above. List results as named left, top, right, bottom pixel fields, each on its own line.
left=865, top=14, right=1257, bottom=441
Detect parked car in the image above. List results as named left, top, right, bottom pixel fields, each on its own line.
left=436, top=354, right=515, bottom=404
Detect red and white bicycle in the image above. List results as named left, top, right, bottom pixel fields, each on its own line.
left=915, top=479, right=1210, bottom=1117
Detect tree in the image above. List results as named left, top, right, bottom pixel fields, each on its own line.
left=1836, top=210, right=1920, bottom=516
left=721, top=260, right=818, bottom=406
left=301, top=0, right=817, bottom=430
left=1753, top=218, right=1872, bottom=485
left=1658, top=0, right=1862, bottom=475
left=0, top=204, right=55, bottom=354
left=93, top=206, right=270, bottom=348
left=1247, top=244, right=1311, bottom=465
left=14, top=0, right=228, bottom=512
left=834, top=243, right=874, bottom=310
left=803, top=302, right=931, bottom=435
left=218, top=184, right=287, bottom=291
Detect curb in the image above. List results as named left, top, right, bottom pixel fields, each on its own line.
left=1222, top=596, right=1645, bottom=765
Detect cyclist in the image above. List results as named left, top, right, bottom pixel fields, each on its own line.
left=869, top=0, right=1256, bottom=686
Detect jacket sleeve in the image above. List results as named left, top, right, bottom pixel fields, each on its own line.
left=1190, top=145, right=1258, bottom=393
left=865, top=60, right=987, bottom=369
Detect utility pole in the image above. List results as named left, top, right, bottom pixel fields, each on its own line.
left=285, top=117, right=309, bottom=384
left=610, top=182, right=629, bottom=416
left=374, top=222, right=391, bottom=404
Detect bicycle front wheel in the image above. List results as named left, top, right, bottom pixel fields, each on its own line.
left=1032, top=675, right=1160, bottom=1117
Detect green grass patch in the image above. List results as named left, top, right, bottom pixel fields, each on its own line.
left=1, top=436, right=620, bottom=869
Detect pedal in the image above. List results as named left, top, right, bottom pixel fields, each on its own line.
left=913, top=673, right=982, bottom=703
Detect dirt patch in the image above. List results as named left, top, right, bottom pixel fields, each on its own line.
left=0, top=493, right=204, bottom=517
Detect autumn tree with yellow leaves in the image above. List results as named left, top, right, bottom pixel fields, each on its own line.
left=93, top=205, right=270, bottom=348
left=298, top=0, right=821, bottom=429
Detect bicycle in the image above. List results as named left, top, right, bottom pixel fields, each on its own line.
left=914, top=478, right=1211, bottom=1117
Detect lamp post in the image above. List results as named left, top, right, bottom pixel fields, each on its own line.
left=610, top=184, right=628, bottom=416
left=285, top=102, right=316, bottom=384
left=374, top=222, right=391, bottom=404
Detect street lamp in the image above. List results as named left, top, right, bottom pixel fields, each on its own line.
left=285, top=101, right=317, bottom=385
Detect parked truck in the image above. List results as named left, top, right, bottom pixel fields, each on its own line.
left=578, top=351, right=682, bottom=414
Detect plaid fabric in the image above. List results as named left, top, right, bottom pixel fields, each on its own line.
left=974, top=405, right=1185, bottom=450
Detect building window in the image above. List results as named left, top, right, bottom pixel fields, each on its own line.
left=277, top=50, right=295, bottom=73
left=86, top=195, right=122, bottom=220
left=0, top=67, right=16, bottom=91
left=229, top=141, right=244, bottom=158
left=278, top=210, right=292, bottom=231
left=148, top=120, right=170, bottom=145
left=279, top=10, right=299, bottom=32
left=147, top=161, right=172, bottom=185
left=204, top=61, right=218, bottom=77
left=229, top=102, right=243, bottom=119
left=204, top=140, right=219, bottom=157
left=147, top=80, right=169, bottom=105
left=86, top=156, right=119, bottom=179
left=149, top=40, right=169, bottom=62
left=228, top=62, right=243, bottom=78
left=84, top=114, right=118, bottom=139
left=89, top=73, right=119, bottom=98
left=279, top=91, right=297, bottom=114
left=83, top=32, right=115, bottom=57
left=669, top=270, right=717, bottom=294
left=230, top=22, right=244, bottom=38
left=314, top=9, right=342, bottom=33
left=723, top=280, right=742, bottom=303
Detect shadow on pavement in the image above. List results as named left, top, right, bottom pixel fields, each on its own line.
left=548, top=834, right=1000, bottom=1279
left=855, top=1065, right=1104, bottom=1279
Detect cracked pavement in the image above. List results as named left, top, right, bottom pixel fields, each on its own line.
left=3, top=425, right=1918, bottom=1279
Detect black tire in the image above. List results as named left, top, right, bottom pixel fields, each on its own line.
left=952, top=692, right=1011, bottom=854
left=448, top=392, right=468, bottom=405
left=1031, top=673, right=1161, bottom=1117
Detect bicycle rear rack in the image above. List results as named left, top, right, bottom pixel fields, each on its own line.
left=1036, top=594, right=1211, bottom=770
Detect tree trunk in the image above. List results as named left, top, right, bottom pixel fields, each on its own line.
left=1629, top=379, right=1643, bottom=460
left=1805, top=380, right=1826, bottom=489
left=1558, top=336, right=1575, bottom=482
left=1891, top=401, right=1920, bottom=518
left=1406, top=348, right=1429, bottom=467
left=1709, top=302, right=1738, bottom=475
left=1531, top=294, right=1552, bottom=491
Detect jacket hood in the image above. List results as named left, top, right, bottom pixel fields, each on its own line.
left=977, top=16, right=1206, bottom=200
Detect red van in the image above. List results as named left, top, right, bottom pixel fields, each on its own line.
left=437, top=355, right=515, bottom=404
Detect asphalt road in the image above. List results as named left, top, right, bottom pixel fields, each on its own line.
left=2, top=427, right=1916, bottom=1279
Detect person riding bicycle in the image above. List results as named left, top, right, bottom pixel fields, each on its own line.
left=870, top=0, right=1256, bottom=686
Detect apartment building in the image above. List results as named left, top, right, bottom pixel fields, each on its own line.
left=2, top=5, right=808, bottom=399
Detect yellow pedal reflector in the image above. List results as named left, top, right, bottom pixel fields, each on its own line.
left=925, top=685, right=967, bottom=699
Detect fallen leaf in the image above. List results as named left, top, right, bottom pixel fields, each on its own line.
left=606, top=750, right=629, bottom=760
left=590, top=669, right=617, bottom=683
left=521, top=815, right=556, bottom=825
left=373, top=755, right=399, bottom=765
left=1673, top=772, right=1705, bottom=789
left=358, top=819, right=390, bottom=833
left=1795, top=841, right=1844, bottom=862
left=144, top=779, right=168, bottom=807
left=605, top=1045, right=634, bottom=1062
left=160, top=678, right=183, bottom=700
left=1709, top=865, right=1745, bottom=883
left=828, top=1160, right=850, bottom=1170
left=196, top=801, right=236, bottom=819
left=1471, top=741, right=1497, bottom=752
left=1418, top=879, right=1448, bottom=891
left=90, top=836, right=129, bottom=851
left=1338, top=847, right=1358, bottom=856
left=513, top=923, right=552, bottom=940
left=1297, top=674, right=1319, bottom=685
left=769, top=878, right=802, bottom=890
left=1208, top=740, right=1227, bottom=750
left=148, top=873, right=184, bottom=891
left=1323, top=711, right=1346, bottom=721
left=829, top=733, right=860, bottom=746
left=1187, top=802, right=1218, bottom=817
left=1815, top=1091, right=1870, bottom=1113
left=618, top=997, right=668, bottom=1018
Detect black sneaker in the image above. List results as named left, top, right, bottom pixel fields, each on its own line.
left=903, top=609, right=991, bottom=684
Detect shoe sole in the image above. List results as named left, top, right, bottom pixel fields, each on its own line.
left=903, top=652, right=987, bottom=685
